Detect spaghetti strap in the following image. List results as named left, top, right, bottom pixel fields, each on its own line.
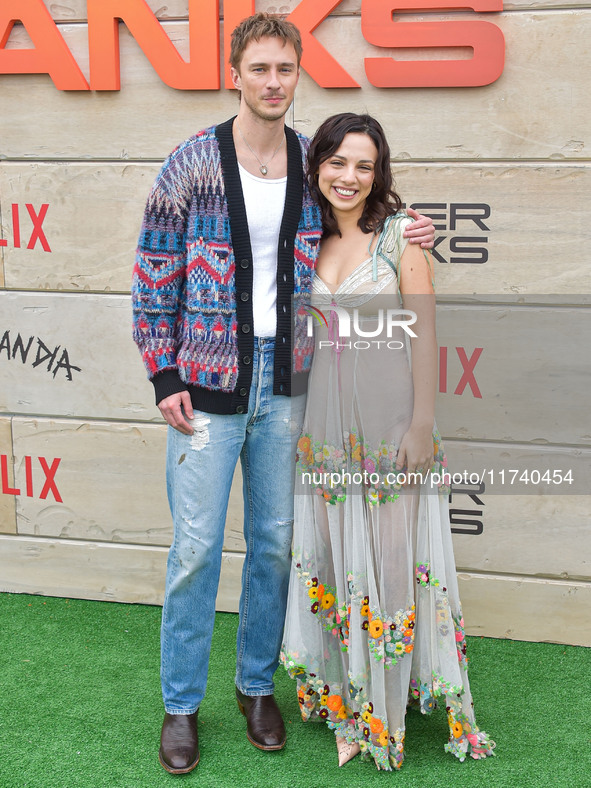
left=372, top=213, right=434, bottom=289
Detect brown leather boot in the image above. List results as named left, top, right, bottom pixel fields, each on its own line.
left=236, top=688, right=286, bottom=750
left=159, top=711, right=200, bottom=774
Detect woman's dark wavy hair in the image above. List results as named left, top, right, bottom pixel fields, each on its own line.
left=307, top=113, right=402, bottom=237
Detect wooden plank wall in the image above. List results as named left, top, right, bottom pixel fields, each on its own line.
left=1, top=0, right=589, bottom=646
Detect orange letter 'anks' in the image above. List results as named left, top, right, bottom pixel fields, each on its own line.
left=87, top=0, right=219, bottom=90
left=0, top=0, right=506, bottom=91
left=0, top=0, right=89, bottom=90
left=362, top=0, right=505, bottom=88
left=287, top=0, right=360, bottom=88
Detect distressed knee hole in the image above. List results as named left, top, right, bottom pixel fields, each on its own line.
left=190, top=414, right=211, bottom=451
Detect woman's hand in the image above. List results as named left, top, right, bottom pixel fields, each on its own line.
left=396, top=424, right=434, bottom=484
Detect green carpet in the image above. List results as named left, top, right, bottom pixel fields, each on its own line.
left=1, top=593, right=590, bottom=788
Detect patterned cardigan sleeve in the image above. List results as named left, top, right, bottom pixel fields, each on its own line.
left=131, top=143, right=194, bottom=402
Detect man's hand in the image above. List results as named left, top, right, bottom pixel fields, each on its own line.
left=158, top=391, right=194, bottom=434
left=404, top=207, right=435, bottom=248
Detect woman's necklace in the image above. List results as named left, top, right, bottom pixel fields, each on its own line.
left=237, top=123, right=284, bottom=176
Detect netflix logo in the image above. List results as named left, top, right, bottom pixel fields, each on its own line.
left=0, top=204, right=51, bottom=252
left=1, top=454, right=62, bottom=502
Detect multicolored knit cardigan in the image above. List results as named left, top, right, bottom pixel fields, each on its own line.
left=132, top=117, right=322, bottom=415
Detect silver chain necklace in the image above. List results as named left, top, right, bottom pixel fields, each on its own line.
left=237, top=122, right=285, bottom=176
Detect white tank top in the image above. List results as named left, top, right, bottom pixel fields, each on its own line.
left=238, top=163, right=287, bottom=337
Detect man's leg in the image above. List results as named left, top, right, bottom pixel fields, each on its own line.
left=159, top=414, right=245, bottom=771
left=234, top=337, right=306, bottom=747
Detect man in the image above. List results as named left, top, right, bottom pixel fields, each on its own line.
left=132, top=12, right=434, bottom=775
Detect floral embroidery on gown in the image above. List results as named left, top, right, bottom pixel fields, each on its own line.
left=281, top=214, right=494, bottom=770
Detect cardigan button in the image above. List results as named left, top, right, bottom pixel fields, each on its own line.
left=236, top=405, right=246, bottom=414
left=240, top=292, right=249, bottom=302
left=241, top=324, right=251, bottom=334
left=240, top=259, right=250, bottom=269
left=243, top=355, right=251, bottom=365
left=239, top=387, right=248, bottom=397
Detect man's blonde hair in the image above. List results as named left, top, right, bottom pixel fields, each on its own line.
left=230, top=13, right=302, bottom=71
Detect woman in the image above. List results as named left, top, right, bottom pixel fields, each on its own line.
left=281, top=114, right=494, bottom=771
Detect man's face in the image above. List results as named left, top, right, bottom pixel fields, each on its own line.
left=231, top=36, right=300, bottom=122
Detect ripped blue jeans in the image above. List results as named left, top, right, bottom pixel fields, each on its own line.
left=161, top=337, right=306, bottom=713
